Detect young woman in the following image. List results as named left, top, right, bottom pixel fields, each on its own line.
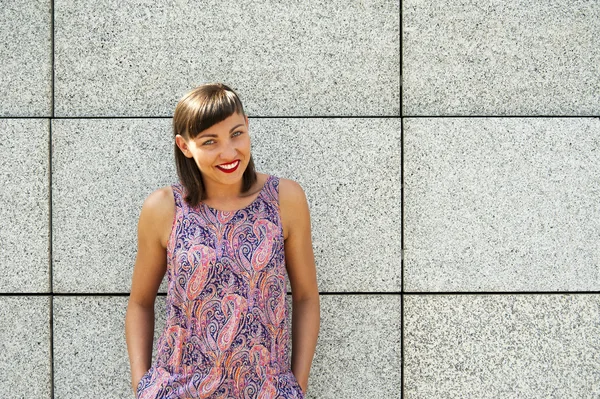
left=125, top=83, right=320, bottom=399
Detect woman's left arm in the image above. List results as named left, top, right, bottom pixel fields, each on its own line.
left=280, top=178, right=321, bottom=396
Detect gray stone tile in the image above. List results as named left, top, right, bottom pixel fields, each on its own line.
left=311, top=295, right=401, bottom=399
left=53, top=295, right=165, bottom=399
left=0, top=0, right=52, bottom=117
left=404, top=294, right=600, bottom=398
left=53, top=117, right=400, bottom=294
left=0, top=119, right=50, bottom=293
left=63, top=295, right=399, bottom=399
left=55, top=295, right=393, bottom=399
left=251, top=118, right=401, bottom=292
left=54, top=0, right=399, bottom=117
left=404, top=118, right=600, bottom=291
left=403, top=0, right=600, bottom=115
left=0, top=296, right=51, bottom=398
left=51, top=119, right=176, bottom=293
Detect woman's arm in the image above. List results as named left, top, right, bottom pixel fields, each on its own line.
left=280, top=179, right=320, bottom=396
left=125, top=188, right=171, bottom=393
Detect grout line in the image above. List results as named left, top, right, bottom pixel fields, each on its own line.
left=49, top=295, right=54, bottom=399
left=0, top=115, right=403, bottom=119
left=2, top=291, right=600, bottom=296
left=399, top=0, right=402, bottom=118
left=49, top=296, right=54, bottom=399
left=400, top=293, right=404, bottom=399
left=400, top=0, right=404, bottom=395
left=49, top=119, right=54, bottom=399
left=403, top=291, right=600, bottom=295
left=50, top=0, right=54, bottom=119
left=400, top=123, right=404, bottom=296
left=396, top=115, right=600, bottom=118
left=50, top=1, right=55, bottom=397
left=3, top=115, right=600, bottom=120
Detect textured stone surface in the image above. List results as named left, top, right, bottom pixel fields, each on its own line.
left=403, top=0, right=600, bottom=115
left=52, top=117, right=400, bottom=293
left=404, top=118, right=600, bottom=291
left=0, top=119, right=50, bottom=293
left=0, top=296, right=51, bottom=398
left=53, top=294, right=399, bottom=399
left=51, top=119, right=176, bottom=293
left=53, top=295, right=163, bottom=399
left=54, top=0, right=399, bottom=117
left=0, top=0, right=52, bottom=117
left=312, top=295, right=401, bottom=398
left=404, top=294, right=600, bottom=398
left=251, top=117, right=402, bottom=292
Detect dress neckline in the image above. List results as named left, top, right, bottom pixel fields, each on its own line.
left=200, top=174, right=272, bottom=214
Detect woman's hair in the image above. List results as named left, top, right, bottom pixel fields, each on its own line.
left=172, top=83, right=257, bottom=207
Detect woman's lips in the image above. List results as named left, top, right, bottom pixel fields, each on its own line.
left=216, top=160, right=240, bottom=173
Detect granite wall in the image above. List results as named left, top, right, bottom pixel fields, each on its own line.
left=0, top=0, right=598, bottom=398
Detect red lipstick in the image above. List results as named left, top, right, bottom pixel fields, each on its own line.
left=216, top=160, right=240, bottom=174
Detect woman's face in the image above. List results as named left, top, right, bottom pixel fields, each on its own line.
left=176, top=112, right=251, bottom=186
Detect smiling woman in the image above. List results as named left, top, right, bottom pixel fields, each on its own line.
left=125, top=83, right=320, bottom=399
left=171, top=85, right=257, bottom=207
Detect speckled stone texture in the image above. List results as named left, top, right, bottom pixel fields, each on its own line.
left=51, top=119, right=176, bottom=293
left=54, top=0, right=400, bottom=117
left=53, top=294, right=400, bottom=399
left=52, top=118, right=401, bottom=294
left=314, top=295, right=401, bottom=399
left=251, top=118, right=402, bottom=293
left=53, top=295, right=165, bottom=399
left=404, top=117, right=600, bottom=291
left=0, top=0, right=52, bottom=117
left=0, top=119, right=50, bottom=293
left=404, top=294, right=600, bottom=398
left=0, top=297, right=51, bottom=398
left=403, top=0, right=600, bottom=115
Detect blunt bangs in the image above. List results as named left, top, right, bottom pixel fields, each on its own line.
left=180, top=87, right=245, bottom=140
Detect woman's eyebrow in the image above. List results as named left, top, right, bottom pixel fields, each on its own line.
left=228, top=123, right=244, bottom=133
left=197, top=133, right=217, bottom=138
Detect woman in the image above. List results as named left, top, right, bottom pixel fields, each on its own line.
left=125, top=83, right=320, bottom=399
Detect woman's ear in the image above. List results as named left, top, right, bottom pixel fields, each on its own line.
left=175, top=135, right=193, bottom=158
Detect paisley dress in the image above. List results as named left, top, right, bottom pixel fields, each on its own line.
left=136, top=174, right=305, bottom=399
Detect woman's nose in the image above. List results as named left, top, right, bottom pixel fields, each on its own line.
left=220, top=143, right=237, bottom=160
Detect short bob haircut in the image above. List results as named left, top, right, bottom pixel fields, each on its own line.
left=172, top=83, right=257, bottom=208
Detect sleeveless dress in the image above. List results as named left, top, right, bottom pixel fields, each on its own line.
left=136, top=174, right=305, bottom=399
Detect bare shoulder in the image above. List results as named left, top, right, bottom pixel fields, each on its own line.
left=130, top=185, right=174, bottom=307
left=139, top=184, right=176, bottom=250
left=278, top=178, right=310, bottom=241
left=278, top=177, right=305, bottom=196
left=277, top=177, right=317, bottom=301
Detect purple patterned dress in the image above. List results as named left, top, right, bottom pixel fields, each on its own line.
left=136, top=174, right=305, bottom=399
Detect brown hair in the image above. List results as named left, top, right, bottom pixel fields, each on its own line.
left=172, top=83, right=257, bottom=207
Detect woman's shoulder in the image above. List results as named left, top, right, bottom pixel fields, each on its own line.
left=277, top=177, right=310, bottom=239
left=142, top=184, right=176, bottom=213
left=138, top=185, right=177, bottom=248
left=277, top=177, right=306, bottom=202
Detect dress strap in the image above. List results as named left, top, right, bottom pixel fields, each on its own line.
left=171, top=182, right=181, bottom=205
left=262, top=174, right=280, bottom=210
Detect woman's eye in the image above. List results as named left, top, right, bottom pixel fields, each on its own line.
left=202, top=131, right=242, bottom=145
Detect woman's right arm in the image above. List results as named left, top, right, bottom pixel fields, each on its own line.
left=125, top=188, right=172, bottom=394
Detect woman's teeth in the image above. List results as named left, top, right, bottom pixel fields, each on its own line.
left=219, top=160, right=239, bottom=169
